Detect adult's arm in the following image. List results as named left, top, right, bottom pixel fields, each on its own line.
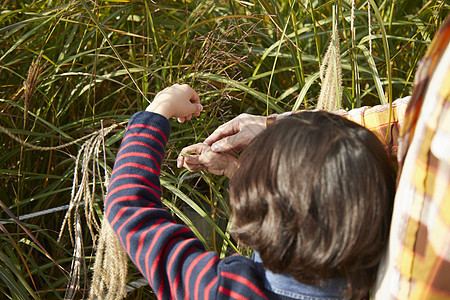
left=204, top=97, right=410, bottom=159
left=203, top=113, right=268, bottom=153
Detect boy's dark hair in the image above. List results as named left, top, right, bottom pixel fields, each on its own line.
left=229, top=111, right=396, bottom=299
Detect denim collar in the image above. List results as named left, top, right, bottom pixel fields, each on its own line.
left=252, top=252, right=347, bottom=300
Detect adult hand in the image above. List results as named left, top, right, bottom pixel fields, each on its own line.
left=146, top=84, right=203, bottom=122
left=177, top=143, right=238, bottom=178
left=203, top=114, right=267, bottom=153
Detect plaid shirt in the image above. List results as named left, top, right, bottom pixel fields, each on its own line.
left=336, top=97, right=410, bottom=163
left=283, top=97, right=410, bottom=161
left=318, top=17, right=450, bottom=298
left=373, top=17, right=450, bottom=299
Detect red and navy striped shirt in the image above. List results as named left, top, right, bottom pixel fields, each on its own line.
left=106, top=111, right=278, bottom=300
left=106, top=111, right=350, bottom=299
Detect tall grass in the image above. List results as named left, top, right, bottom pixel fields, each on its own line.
left=0, top=0, right=448, bottom=298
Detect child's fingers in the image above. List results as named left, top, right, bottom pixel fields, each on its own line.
left=176, top=104, right=202, bottom=122
left=193, top=107, right=202, bottom=117
left=186, top=85, right=200, bottom=104
left=194, top=104, right=203, bottom=116
left=184, top=104, right=202, bottom=119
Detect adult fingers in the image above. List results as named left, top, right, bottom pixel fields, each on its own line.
left=226, top=147, right=240, bottom=156
left=176, top=155, right=185, bottom=168
left=183, top=163, right=204, bottom=172
left=177, top=143, right=209, bottom=167
left=210, top=132, right=248, bottom=153
left=183, top=155, right=202, bottom=165
left=204, top=119, right=240, bottom=147
left=179, top=143, right=208, bottom=156
left=178, top=157, right=204, bottom=171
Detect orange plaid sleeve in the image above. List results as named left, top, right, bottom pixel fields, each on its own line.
left=375, top=17, right=450, bottom=300
left=287, top=98, right=410, bottom=163
left=336, top=97, right=409, bottom=162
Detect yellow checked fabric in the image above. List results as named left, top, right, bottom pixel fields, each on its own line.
left=375, top=17, right=450, bottom=300
left=337, top=97, right=410, bottom=162
left=289, top=98, right=410, bottom=161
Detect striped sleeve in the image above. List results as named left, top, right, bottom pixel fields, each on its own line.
left=105, top=111, right=268, bottom=300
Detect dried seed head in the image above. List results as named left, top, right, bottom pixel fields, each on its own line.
left=89, top=219, right=127, bottom=300
left=23, top=51, right=45, bottom=122
left=317, top=30, right=342, bottom=111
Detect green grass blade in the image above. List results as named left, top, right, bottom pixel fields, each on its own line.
left=357, top=44, right=387, bottom=105
left=292, top=72, right=320, bottom=111
left=367, top=0, right=392, bottom=105
left=0, top=251, right=39, bottom=299
left=79, top=0, right=148, bottom=102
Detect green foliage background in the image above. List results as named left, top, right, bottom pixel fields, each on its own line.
left=0, top=0, right=448, bottom=298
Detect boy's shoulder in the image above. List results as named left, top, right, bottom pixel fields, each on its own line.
left=216, top=254, right=347, bottom=300
left=218, top=253, right=263, bottom=279
left=220, top=253, right=255, bottom=265
left=214, top=254, right=269, bottom=299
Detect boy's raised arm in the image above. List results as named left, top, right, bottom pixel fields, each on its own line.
left=105, top=84, right=269, bottom=299
left=104, top=84, right=217, bottom=298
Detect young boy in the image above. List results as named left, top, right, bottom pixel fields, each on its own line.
left=106, top=84, right=396, bottom=299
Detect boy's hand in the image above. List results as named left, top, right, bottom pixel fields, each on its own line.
left=146, top=84, right=203, bottom=122
left=177, top=143, right=238, bottom=178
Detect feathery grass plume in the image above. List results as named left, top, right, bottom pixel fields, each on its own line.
left=89, top=220, right=128, bottom=300
left=0, top=122, right=120, bottom=298
left=64, top=214, right=86, bottom=300
left=316, top=22, right=342, bottom=111
left=58, top=124, right=118, bottom=243
left=57, top=124, right=118, bottom=299
left=23, top=50, right=45, bottom=124
left=89, top=123, right=128, bottom=300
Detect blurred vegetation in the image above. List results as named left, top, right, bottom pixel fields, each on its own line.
left=0, top=0, right=448, bottom=298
